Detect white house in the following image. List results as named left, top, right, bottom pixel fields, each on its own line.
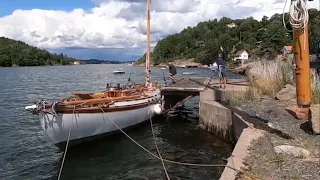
left=73, top=61, right=80, bottom=65
left=227, top=22, right=237, bottom=28
left=233, top=50, right=249, bottom=65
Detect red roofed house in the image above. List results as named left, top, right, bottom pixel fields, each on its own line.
left=282, top=45, right=293, bottom=56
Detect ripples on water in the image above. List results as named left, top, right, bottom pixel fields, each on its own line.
left=0, top=65, right=235, bottom=180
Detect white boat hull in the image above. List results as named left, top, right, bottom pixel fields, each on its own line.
left=113, top=71, right=125, bottom=74
left=41, top=103, right=158, bottom=146
left=39, top=89, right=163, bottom=146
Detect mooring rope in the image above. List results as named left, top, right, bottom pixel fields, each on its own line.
left=147, top=100, right=170, bottom=179
left=99, top=107, right=240, bottom=172
left=57, top=105, right=76, bottom=180
left=162, top=70, right=167, bottom=85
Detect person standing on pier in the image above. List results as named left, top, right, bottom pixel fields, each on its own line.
left=167, top=62, right=177, bottom=84
left=216, top=53, right=228, bottom=89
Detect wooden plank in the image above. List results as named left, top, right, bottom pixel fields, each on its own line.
left=160, top=77, right=249, bottom=96
left=160, top=77, right=208, bottom=96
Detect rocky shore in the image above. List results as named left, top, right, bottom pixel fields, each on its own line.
left=134, top=58, right=207, bottom=68
left=219, top=56, right=320, bottom=179
left=228, top=91, right=320, bottom=180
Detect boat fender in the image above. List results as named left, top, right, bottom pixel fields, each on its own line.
left=153, top=104, right=162, bottom=115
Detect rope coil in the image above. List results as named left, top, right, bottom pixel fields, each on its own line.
left=283, top=0, right=310, bottom=31
left=283, top=0, right=311, bottom=50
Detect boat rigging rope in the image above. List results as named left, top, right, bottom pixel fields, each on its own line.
left=161, top=95, right=194, bottom=115
left=57, top=105, right=76, bottom=180
left=99, top=107, right=240, bottom=171
left=147, top=101, right=170, bottom=179
left=162, top=70, right=167, bottom=85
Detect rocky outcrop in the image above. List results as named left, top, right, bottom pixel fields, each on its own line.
left=276, top=84, right=296, bottom=101
left=231, top=63, right=253, bottom=76
left=274, top=145, right=311, bottom=158
left=158, top=58, right=201, bottom=67
left=285, top=105, right=309, bottom=120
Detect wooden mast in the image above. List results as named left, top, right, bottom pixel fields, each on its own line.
left=145, top=0, right=151, bottom=86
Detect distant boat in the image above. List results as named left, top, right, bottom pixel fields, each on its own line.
left=113, top=68, right=125, bottom=74
left=182, top=72, right=196, bottom=75
left=160, top=67, right=166, bottom=70
left=209, top=62, right=218, bottom=72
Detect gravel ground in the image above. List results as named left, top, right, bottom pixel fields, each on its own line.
left=231, top=97, right=320, bottom=180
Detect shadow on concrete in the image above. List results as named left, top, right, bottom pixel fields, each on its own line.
left=222, top=103, right=294, bottom=140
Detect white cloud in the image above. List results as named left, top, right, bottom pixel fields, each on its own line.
left=0, top=0, right=319, bottom=56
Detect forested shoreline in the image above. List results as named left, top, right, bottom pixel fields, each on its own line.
left=137, top=9, right=320, bottom=65
left=0, top=37, right=78, bottom=67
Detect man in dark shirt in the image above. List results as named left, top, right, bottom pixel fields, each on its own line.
left=168, top=62, right=177, bottom=84
left=216, top=53, right=228, bottom=89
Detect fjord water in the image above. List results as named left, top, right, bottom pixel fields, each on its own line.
left=0, top=64, right=235, bottom=180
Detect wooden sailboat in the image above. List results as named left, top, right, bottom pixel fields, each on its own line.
left=25, top=0, right=163, bottom=148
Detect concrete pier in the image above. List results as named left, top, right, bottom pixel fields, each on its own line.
left=199, top=101, right=233, bottom=141
left=160, top=77, right=251, bottom=143
left=198, top=81, right=249, bottom=141
left=198, top=89, right=267, bottom=180
left=160, top=77, right=266, bottom=179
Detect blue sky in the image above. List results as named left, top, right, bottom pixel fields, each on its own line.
left=0, top=0, right=319, bottom=61
left=0, top=0, right=95, bottom=16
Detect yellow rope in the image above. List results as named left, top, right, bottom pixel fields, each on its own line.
left=147, top=101, right=170, bottom=179
left=99, top=107, right=241, bottom=171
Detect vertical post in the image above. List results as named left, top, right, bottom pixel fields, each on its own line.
left=145, top=0, right=151, bottom=86
left=293, top=24, right=312, bottom=108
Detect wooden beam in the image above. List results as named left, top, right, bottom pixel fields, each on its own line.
left=293, top=23, right=311, bottom=106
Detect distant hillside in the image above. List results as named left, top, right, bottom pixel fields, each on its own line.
left=137, top=9, right=320, bottom=65
left=0, top=37, right=78, bottom=67
left=79, top=59, right=133, bottom=64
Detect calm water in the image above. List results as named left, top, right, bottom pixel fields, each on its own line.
left=0, top=64, right=236, bottom=180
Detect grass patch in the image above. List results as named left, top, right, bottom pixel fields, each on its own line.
left=311, top=70, right=320, bottom=104
left=246, top=60, right=294, bottom=98
left=245, top=59, right=320, bottom=103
